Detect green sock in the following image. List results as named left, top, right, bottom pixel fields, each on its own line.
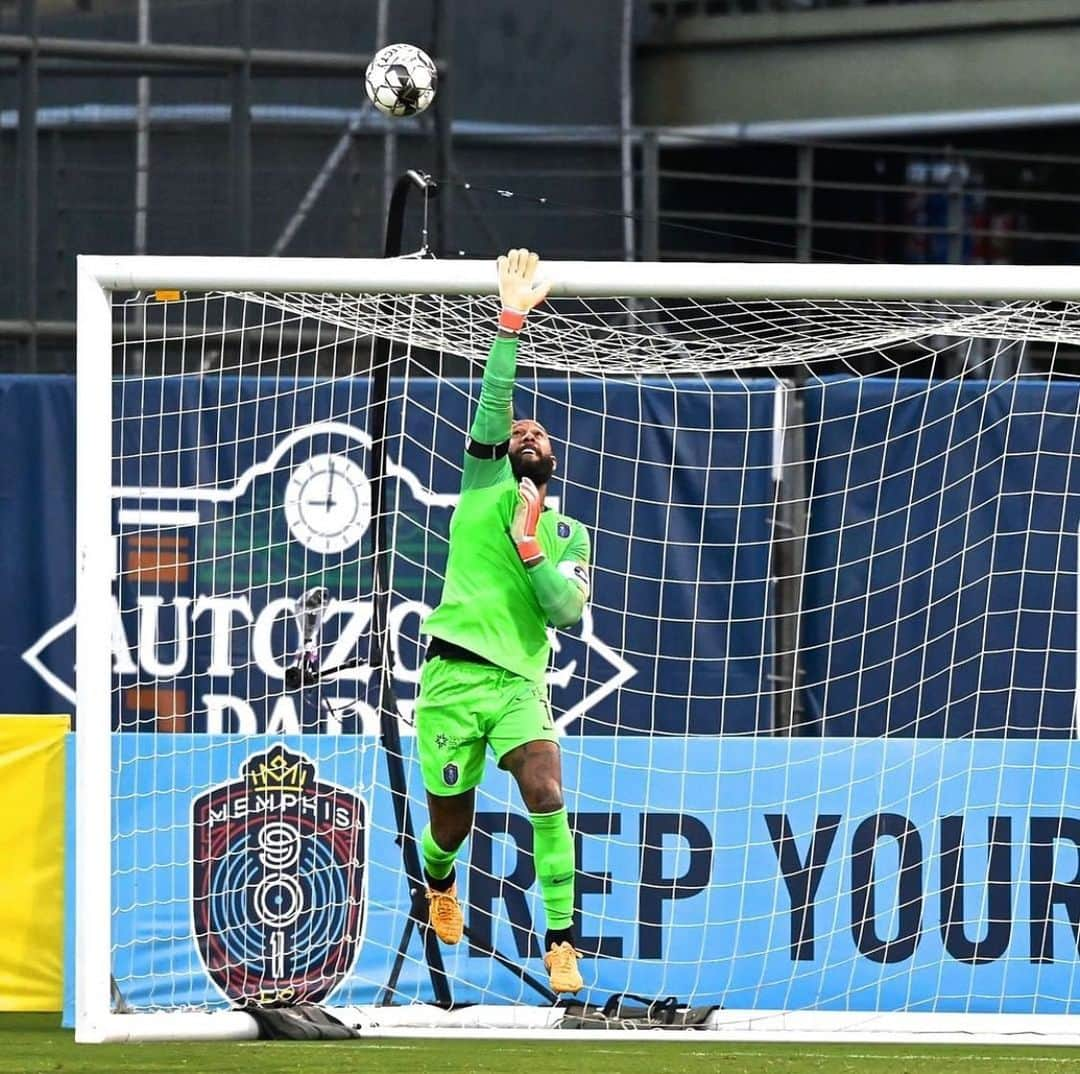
left=529, top=808, right=575, bottom=931
left=421, top=824, right=460, bottom=885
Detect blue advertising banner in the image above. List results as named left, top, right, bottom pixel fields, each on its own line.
left=4, top=374, right=1080, bottom=737
left=0, top=377, right=77, bottom=718
left=8, top=374, right=776, bottom=737
left=802, top=377, right=1080, bottom=737
left=76, top=735, right=1080, bottom=1013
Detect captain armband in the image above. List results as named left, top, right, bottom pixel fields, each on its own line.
left=465, top=436, right=510, bottom=460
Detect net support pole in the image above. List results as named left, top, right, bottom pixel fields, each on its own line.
left=370, top=170, right=452, bottom=1007
left=771, top=381, right=808, bottom=734
left=74, top=261, right=115, bottom=1042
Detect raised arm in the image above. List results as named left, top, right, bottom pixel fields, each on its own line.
left=463, top=249, right=551, bottom=486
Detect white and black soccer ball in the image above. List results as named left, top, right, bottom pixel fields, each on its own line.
left=364, top=43, right=437, bottom=118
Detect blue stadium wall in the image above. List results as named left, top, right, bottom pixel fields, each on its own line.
left=5, top=373, right=1079, bottom=738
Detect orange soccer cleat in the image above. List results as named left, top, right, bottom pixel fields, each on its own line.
left=543, top=941, right=583, bottom=995
left=426, top=883, right=464, bottom=945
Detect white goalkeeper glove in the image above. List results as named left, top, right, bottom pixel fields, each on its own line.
left=497, top=248, right=550, bottom=333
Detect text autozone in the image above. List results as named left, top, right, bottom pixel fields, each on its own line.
left=111, top=594, right=429, bottom=732
left=112, top=594, right=416, bottom=679
left=109, top=593, right=595, bottom=732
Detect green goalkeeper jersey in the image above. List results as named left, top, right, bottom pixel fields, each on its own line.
left=422, top=335, right=591, bottom=684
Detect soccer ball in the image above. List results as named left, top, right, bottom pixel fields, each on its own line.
left=364, top=43, right=437, bottom=118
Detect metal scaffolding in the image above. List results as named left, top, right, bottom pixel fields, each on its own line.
left=8, top=0, right=1080, bottom=372
left=0, top=0, right=459, bottom=369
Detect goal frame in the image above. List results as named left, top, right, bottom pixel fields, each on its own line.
left=75, top=255, right=1080, bottom=1044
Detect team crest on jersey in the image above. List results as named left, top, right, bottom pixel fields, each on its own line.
left=557, top=521, right=571, bottom=539
left=191, top=745, right=366, bottom=1006
left=443, top=762, right=459, bottom=786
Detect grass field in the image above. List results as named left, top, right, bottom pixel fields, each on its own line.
left=6, top=1013, right=1080, bottom=1074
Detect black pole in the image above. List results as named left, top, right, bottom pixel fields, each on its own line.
left=16, top=0, right=38, bottom=371
left=230, top=0, right=253, bottom=255
left=369, top=170, right=453, bottom=1007
left=370, top=173, right=560, bottom=1007
left=431, top=0, right=453, bottom=256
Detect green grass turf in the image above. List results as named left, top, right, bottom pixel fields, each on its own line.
left=6, top=1012, right=1080, bottom=1074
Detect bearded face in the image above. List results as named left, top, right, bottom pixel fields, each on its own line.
left=509, top=419, right=557, bottom=485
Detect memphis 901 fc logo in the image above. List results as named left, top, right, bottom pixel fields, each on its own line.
left=191, top=745, right=367, bottom=1006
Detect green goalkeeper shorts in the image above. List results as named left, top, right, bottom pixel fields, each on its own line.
left=415, top=654, right=558, bottom=797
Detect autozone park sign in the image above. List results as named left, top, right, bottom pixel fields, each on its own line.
left=27, top=592, right=634, bottom=735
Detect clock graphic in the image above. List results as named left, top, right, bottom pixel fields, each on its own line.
left=283, top=453, right=371, bottom=554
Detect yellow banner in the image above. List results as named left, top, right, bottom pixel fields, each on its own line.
left=0, top=716, right=67, bottom=1011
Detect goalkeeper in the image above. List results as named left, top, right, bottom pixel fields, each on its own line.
left=416, top=248, right=590, bottom=996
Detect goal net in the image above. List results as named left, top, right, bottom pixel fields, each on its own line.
left=75, top=257, right=1080, bottom=1043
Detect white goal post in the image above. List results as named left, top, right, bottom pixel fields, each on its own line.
left=76, top=255, right=1080, bottom=1044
